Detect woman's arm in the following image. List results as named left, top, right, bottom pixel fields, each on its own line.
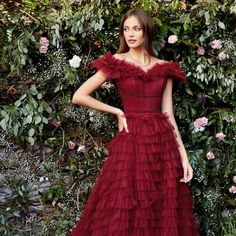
left=161, top=79, right=193, bottom=183
left=72, top=70, right=129, bottom=132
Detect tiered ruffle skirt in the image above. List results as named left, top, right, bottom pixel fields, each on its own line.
left=70, top=112, right=200, bottom=236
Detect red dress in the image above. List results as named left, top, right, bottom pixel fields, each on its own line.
left=70, top=52, right=200, bottom=236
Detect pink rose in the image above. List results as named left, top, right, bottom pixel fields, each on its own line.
left=218, top=52, right=228, bottom=60
left=206, top=151, right=215, bottom=160
left=77, top=145, right=86, bottom=153
left=197, top=46, right=205, bottom=55
left=193, top=117, right=208, bottom=129
left=40, top=37, right=49, bottom=47
left=168, top=35, right=178, bottom=44
left=229, top=186, right=236, bottom=193
left=39, top=46, right=48, bottom=54
left=209, top=39, right=222, bottom=49
left=215, top=132, right=226, bottom=141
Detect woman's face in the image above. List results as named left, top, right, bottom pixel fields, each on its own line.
left=123, top=16, right=144, bottom=49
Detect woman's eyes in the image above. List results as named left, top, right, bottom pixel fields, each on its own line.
left=123, top=27, right=142, bottom=32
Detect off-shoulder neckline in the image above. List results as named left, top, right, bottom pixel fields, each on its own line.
left=106, top=52, right=171, bottom=74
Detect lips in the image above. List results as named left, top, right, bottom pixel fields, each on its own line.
left=128, top=39, right=137, bottom=44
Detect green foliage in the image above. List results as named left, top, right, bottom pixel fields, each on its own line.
left=0, top=0, right=236, bottom=235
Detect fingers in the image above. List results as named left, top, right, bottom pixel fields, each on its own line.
left=117, top=113, right=129, bottom=133
left=180, top=165, right=193, bottom=183
left=122, top=117, right=129, bottom=133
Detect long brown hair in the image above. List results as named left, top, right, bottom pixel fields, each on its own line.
left=116, top=8, right=156, bottom=57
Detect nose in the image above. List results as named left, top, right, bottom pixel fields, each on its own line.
left=129, top=29, right=134, bottom=37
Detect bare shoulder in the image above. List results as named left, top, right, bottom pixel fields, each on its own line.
left=113, top=53, right=127, bottom=60
left=152, top=57, right=169, bottom=65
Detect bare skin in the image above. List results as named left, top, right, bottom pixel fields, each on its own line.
left=72, top=15, right=193, bottom=183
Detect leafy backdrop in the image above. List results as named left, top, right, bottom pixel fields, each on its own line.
left=0, top=0, right=235, bottom=235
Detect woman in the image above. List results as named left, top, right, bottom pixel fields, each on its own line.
left=70, top=8, right=200, bottom=236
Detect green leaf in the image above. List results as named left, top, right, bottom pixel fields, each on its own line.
left=13, top=211, right=21, bottom=217
left=45, top=106, right=52, bottom=113
left=23, top=47, right=28, bottom=53
left=29, top=136, right=35, bottom=145
left=218, top=21, right=225, bottom=30
left=29, top=128, right=35, bottom=137
left=42, top=117, right=48, bottom=124
left=185, top=87, right=193, bottom=96
left=0, top=110, right=7, bottom=116
left=37, top=93, right=43, bottom=99
left=35, top=116, right=41, bottom=124
left=26, top=115, right=33, bottom=124
left=14, top=100, right=22, bottom=107
left=0, top=119, right=7, bottom=130
left=30, top=85, right=38, bottom=95
left=13, top=124, right=19, bottom=135
left=19, top=94, right=26, bottom=101
left=204, top=11, right=210, bottom=25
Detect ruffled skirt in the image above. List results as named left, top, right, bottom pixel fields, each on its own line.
left=70, top=112, right=200, bottom=236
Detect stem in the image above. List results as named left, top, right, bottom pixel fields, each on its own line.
left=19, top=9, right=39, bottom=24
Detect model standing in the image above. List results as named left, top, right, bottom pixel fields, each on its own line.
left=70, top=8, right=200, bottom=236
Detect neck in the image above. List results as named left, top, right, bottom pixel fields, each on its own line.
left=128, top=47, right=147, bottom=58
left=127, top=48, right=150, bottom=66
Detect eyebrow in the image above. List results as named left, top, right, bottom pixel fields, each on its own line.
left=123, top=25, right=142, bottom=28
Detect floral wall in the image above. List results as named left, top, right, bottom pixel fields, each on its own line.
left=0, top=0, right=235, bottom=235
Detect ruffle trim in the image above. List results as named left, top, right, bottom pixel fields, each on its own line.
left=91, top=52, right=186, bottom=83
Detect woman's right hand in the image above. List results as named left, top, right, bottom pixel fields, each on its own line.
left=116, top=110, right=129, bottom=133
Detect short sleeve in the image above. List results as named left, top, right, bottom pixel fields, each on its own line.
left=166, top=62, right=186, bottom=83
left=91, top=52, right=120, bottom=80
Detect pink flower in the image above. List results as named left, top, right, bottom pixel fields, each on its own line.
left=68, top=141, right=76, bottom=150
left=229, top=186, right=236, bottom=193
left=197, top=46, right=205, bottom=55
left=215, top=132, right=226, bottom=141
left=206, top=151, right=215, bottom=160
left=218, top=52, right=228, bottom=60
left=209, top=39, right=222, bottom=49
left=233, top=176, right=236, bottom=184
left=77, top=145, right=86, bottom=153
left=39, top=37, right=49, bottom=47
left=39, top=46, right=48, bottom=54
left=193, top=117, right=208, bottom=129
left=168, top=35, right=178, bottom=44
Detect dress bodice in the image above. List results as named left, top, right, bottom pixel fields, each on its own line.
left=92, top=52, right=186, bottom=113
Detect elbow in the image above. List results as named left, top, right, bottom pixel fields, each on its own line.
left=72, top=94, right=83, bottom=105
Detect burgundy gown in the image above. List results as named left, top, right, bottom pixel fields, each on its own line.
left=70, top=52, right=200, bottom=236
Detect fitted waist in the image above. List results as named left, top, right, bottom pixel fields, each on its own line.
left=124, top=110, right=169, bottom=119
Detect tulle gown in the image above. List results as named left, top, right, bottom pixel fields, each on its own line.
left=70, top=52, right=200, bottom=236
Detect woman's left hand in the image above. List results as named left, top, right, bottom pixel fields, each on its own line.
left=180, top=159, right=193, bottom=183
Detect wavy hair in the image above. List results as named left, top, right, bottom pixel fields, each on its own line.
left=116, top=8, right=156, bottom=57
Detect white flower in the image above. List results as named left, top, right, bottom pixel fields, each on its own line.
left=69, top=55, right=82, bottom=68
left=168, top=35, right=178, bottom=44
left=39, top=177, right=44, bottom=182
left=193, top=127, right=205, bottom=133
left=77, top=145, right=86, bottom=153
left=206, top=151, right=215, bottom=160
